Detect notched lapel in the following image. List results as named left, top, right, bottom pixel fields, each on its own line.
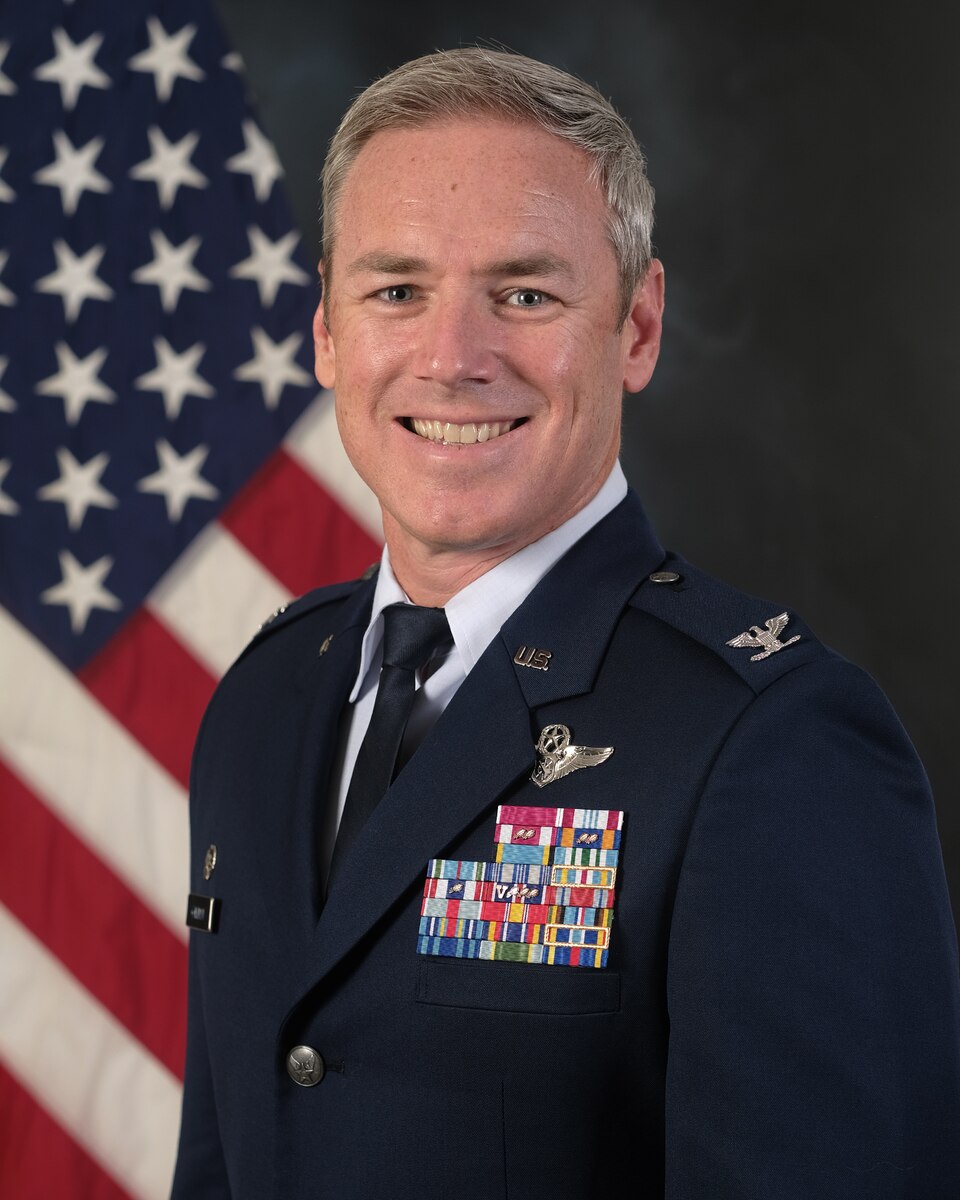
left=254, top=581, right=374, bottom=939
left=301, top=640, right=533, bottom=995
left=505, top=490, right=664, bottom=709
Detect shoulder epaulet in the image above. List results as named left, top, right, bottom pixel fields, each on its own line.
left=629, top=553, right=831, bottom=693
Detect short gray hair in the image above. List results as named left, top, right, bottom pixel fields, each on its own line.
left=321, top=47, right=655, bottom=324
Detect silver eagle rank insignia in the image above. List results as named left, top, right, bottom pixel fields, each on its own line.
left=531, top=723, right=614, bottom=789
left=726, top=611, right=800, bottom=661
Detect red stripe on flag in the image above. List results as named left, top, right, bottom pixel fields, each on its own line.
left=78, top=609, right=216, bottom=789
left=0, top=759, right=187, bottom=1080
left=221, top=449, right=381, bottom=595
left=0, top=1063, right=134, bottom=1200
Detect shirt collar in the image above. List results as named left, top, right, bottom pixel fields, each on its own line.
left=348, top=461, right=628, bottom=701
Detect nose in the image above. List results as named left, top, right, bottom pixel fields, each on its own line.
left=411, top=294, right=498, bottom=388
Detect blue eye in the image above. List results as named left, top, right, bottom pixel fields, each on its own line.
left=382, top=284, right=415, bottom=302
left=508, top=289, right=546, bottom=307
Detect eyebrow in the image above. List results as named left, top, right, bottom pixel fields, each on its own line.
left=483, top=255, right=576, bottom=281
left=345, top=252, right=429, bottom=277
left=344, top=251, right=576, bottom=280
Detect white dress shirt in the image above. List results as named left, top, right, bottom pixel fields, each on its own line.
left=318, top=462, right=628, bottom=881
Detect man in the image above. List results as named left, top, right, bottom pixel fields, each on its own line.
left=172, top=48, right=960, bottom=1199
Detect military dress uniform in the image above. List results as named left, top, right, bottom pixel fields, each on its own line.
left=171, top=488, right=960, bottom=1200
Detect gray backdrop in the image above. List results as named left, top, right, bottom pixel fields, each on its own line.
left=212, top=0, right=960, bottom=923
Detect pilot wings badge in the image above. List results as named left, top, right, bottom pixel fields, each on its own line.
left=726, top=611, right=800, bottom=661
left=531, top=724, right=614, bottom=789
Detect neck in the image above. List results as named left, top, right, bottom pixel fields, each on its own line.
left=384, top=531, right=521, bottom=607
left=380, top=467, right=623, bottom=606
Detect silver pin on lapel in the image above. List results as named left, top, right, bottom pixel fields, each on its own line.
left=514, top=645, right=552, bottom=671
left=727, top=612, right=800, bottom=661
left=318, top=634, right=334, bottom=657
left=531, top=723, right=614, bottom=788
left=203, top=844, right=217, bottom=880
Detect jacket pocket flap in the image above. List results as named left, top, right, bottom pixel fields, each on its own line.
left=417, top=956, right=620, bottom=1014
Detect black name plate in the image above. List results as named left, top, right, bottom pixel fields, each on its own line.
left=186, top=893, right=220, bottom=933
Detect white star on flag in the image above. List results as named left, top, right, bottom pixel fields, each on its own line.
left=129, top=127, right=208, bottom=210
left=0, top=251, right=13, bottom=307
left=40, top=550, right=122, bottom=633
left=34, top=239, right=114, bottom=322
left=34, top=342, right=116, bottom=425
left=0, top=40, right=17, bottom=96
left=33, top=131, right=112, bottom=216
left=233, top=327, right=311, bottom=409
left=32, top=27, right=111, bottom=111
left=226, top=120, right=283, bottom=202
left=229, top=227, right=309, bottom=306
left=0, top=147, right=15, bottom=203
left=132, top=230, right=211, bottom=313
left=137, top=439, right=219, bottom=522
left=0, top=459, right=18, bottom=515
left=128, top=17, right=205, bottom=103
left=37, top=448, right=118, bottom=530
left=135, top=337, right=214, bottom=420
left=0, top=357, right=14, bottom=412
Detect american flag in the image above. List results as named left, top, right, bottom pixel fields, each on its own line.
left=0, top=2, right=381, bottom=1196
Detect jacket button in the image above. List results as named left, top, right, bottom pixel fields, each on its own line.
left=286, top=1045, right=325, bottom=1087
left=649, top=570, right=681, bottom=584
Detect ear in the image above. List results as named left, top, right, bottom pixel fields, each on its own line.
left=313, top=264, right=336, bottom=388
left=621, top=258, right=664, bottom=395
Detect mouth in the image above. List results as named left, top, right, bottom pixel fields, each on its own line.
left=404, top=418, right=526, bottom=446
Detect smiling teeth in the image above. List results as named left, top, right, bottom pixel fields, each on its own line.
left=410, top=419, right=517, bottom=444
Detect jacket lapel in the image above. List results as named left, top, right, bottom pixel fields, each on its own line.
left=293, top=490, right=666, bottom=993
left=501, top=489, right=664, bottom=710
left=307, top=639, right=534, bottom=986
left=254, top=578, right=375, bottom=938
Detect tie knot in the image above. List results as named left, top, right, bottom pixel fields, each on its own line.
left=380, top=603, right=451, bottom=673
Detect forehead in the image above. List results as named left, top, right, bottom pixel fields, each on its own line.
left=333, top=117, right=613, bottom=266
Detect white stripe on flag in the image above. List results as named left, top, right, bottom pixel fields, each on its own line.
left=0, top=606, right=188, bottom=939
left=0, top=904, right=182, bottom=1200
left=148, top=522, right=289, bottom=677
left=285, top=391, right=384, bottom=541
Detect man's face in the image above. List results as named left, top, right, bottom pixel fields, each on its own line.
left=314, top=117, right=663, bottom=567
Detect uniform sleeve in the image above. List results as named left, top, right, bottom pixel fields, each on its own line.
left=664, top=657, right=960, bottom=1199
left=169, top=943, right=232, bottom=1199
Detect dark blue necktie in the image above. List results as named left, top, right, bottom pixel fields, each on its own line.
left=328, top=602, right=451, bottom=882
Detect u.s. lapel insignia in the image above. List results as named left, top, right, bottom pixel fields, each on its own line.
left=514, top=645, right=552, bottom=671
left=531, top=723, right=614, bottom=789
left=417, top=805, right=624, bottom=969
left=726, top=612, right=800, bottom=661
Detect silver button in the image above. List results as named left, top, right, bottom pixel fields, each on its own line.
left=286, top=1045, right=325, bottom=1087
left=649, top=570, right=681, bottom=584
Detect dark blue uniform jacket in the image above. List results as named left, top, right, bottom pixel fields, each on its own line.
left=172, top=490, right=960, bottom=1199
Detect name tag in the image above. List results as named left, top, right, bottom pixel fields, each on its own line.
left=186, top=893, right=220, bottom=933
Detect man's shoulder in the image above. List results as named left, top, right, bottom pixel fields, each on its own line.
left=236, top=563, right=379, bottom=664
left=625, top=550, right=837, bottom=695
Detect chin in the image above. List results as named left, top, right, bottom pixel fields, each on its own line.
left=397, top=510, right=523, bottom=556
